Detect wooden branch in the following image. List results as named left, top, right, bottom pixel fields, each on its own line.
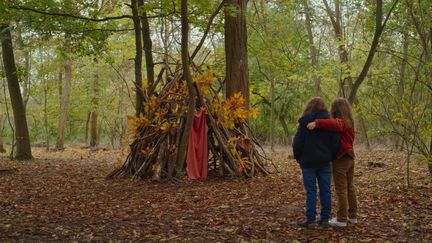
left=191, top=0, right=226, bottom=60
left=10, top=5, right=132, bottom=21
left=348, top=0, right=400, bottom=103
left=194, top=83, right=240, bottom=176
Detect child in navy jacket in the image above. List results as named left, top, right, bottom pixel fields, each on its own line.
left=293, top=97, right=339, bottom=228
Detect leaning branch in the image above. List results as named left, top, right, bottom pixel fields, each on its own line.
left=191, top=0, right=226, bottom=60
left=348, top=0, right=399, bottom=104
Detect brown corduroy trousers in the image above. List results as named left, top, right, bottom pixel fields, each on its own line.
left=333, top=155, right=357, bottom=222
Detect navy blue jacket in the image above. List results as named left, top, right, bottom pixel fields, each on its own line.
left=292, top=112, right=340, bottom=169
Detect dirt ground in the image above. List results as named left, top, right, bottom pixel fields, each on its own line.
left=0, top=147, right=431, bottom=242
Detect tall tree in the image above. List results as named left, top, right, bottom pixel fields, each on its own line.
left=131, top=0, right=144, bottom=115
left=348, top=0, right=399, bottom=103
left=138, top=0, right=155, bottom=94
left=90, top=61, right=99, bottom=148
left=0, top=24, right=32, bottom=160
left=56, top=56, right=72, bottom=150
left=302, top=0, right=321, bottom=96
left=224, top=0, right=249, bottom=106
left=322, top=0, right=352, bottom=97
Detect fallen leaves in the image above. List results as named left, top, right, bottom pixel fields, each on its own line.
left=0, top=147, right=431, bottom=241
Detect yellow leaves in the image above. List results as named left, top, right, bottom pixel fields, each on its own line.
left=210, top=92, right=260, bottom=129
left=127, top=114, right=151, bottom=132
left=194, top=69, right=216, bottom=94
left=249, top=106, right=260, bottom=119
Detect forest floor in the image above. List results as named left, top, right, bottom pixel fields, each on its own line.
left=0, top=146, right=431, bottom=242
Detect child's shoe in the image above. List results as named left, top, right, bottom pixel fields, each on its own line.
left=297, top=221, right=317, bottom=228
left=348, top=218, right=358, bottom=224
left=329, top=217, right=347, bottom=227
left=317, top=219, right=330, bottom=228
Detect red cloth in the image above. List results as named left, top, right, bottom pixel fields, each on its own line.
left=315, top=118, right=355, bottom=159
left=187, top=111, right=208, bottom=179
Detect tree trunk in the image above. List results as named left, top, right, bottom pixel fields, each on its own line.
left=138, top=0, right=155, bottom=93
left=0, top=24, right=32, bottom=160
left=323, top=0, right=353, bottom=97
left=85, top=112, right=90, bottom=144
left=224, top=0, right=249, bottom=106
left=396, top=28, right=408, bottom=150
left=175, top=0, right=197, bottom=177
left=131, top=0, right=144, bottom=115
left=43, top=78, right=49, bottom=152
left=56, top=59, right=72, bottom=150
left=348, top=0, right=399, bottom=103
left=58, top=69, right=63, bottom=96
left=0, top=138, right=5, bottom=153
left=278, top=115, right=291, bottom=145
left=90, top=65, right=99, bottom=147
left=23, top=48, right=31, bottom=108
left=118, top=85, right=127, bottom=147
left=40, top=48, right=50, bottom=152
left=89, top=113, right=98, bottom=147
left=429, top=137, right=432, bottom=179
left=302, top=0, right=321, bottom=96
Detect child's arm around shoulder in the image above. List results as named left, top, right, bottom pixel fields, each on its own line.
left=314, top=118, right=348, bottom=132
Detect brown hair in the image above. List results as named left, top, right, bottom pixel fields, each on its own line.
left=330, top=97, right=354, bottom=129
left=302, top=97, right=328, bottom=117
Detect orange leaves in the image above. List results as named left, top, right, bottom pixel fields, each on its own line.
left=127, top=114, right=150, bottom=132
left=211, top=92, right=259, bottom=129
left=194, top=69, right=216, bottom=94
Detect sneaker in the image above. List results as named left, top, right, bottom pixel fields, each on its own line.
left=329, top=217, right=347, bottom=227
left=297, top=221, right=317, bottom=228
left=348, top=218, right=358, bottom=224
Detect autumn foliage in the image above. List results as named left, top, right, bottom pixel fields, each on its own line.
left=108, top=69, right=270, bottom=179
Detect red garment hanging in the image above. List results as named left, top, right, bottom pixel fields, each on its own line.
left=186, top=110, right=208, bottom=179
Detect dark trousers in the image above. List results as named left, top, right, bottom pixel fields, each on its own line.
left=301, top=164, right=332, bottom=223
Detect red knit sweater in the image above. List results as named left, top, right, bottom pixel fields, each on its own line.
left=315, top=118, right=355, bottom=159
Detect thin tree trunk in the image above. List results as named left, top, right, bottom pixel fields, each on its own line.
left=429, top=137, right=432, bottom=179
left=131, top=0, right=144, bottom=115
left=348, top=0, right=399, bottom=103
left=0, top=24, right=32, bottom=160
left=119, top=84, right=127, bottom=147
left=224, top=0, right=249, bottom=106
left=56, top=59, right=72, bottom=150
left=43, top=78, right=49, bottom=152
left=40, top=47, right=50, bottom=152
left=90, top=64, right=99, bottom=147
left=58, top=69, right=63, bottom=96
left=85, top=112, right=90, bottom=144
left=175, top=0, right=197, bottom=177
left=0, top=138, right=5, bottom=153
left=322, top=0, right=352, bottom=97
left=396, top=28, right=409, bottom=150
left=302, top=0, right=321, bottom=96
left=278, top=115, right=290, bottom=145
left=23, top=48, right=31, bottom=108
left=138, top=0, right=155, bottom=93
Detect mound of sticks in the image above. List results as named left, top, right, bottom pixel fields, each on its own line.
left=107, top=70, right=271, bottom=180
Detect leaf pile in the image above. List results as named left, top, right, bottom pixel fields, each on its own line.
left=0, top=147, right=431, bottom=242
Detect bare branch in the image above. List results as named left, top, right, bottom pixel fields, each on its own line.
left=9, top=5, right=132, bottom=21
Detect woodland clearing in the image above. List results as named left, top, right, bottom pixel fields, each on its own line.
left=1, top=147, right=431, bottom=242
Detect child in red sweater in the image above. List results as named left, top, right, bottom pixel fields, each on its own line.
left=307, top=98, right=357, bottom=227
